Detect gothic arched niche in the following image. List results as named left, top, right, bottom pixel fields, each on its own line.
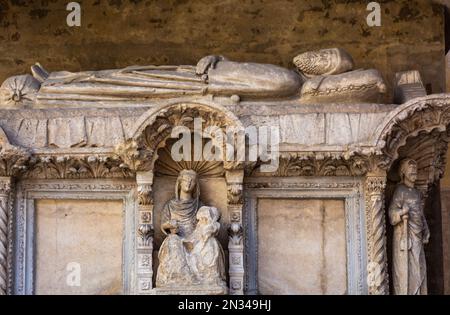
left=126, top=102, right=245, bottom=292
left=385, top=126, right=450, bottom=295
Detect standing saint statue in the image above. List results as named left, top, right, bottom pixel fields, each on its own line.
left=156, top=169, right=227, bottom=294
left=389, top=159, right=430, bottom=295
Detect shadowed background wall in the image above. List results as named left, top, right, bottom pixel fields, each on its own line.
left=0, top=0, right=449, bottom=294
left=0, top=0, right=445, bottom=98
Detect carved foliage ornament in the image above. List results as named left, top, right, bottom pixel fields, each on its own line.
left=24, top=155, right=133, bottom=179
left=0, top=143, right=30, bottom=177
left=249, top=151, right=385, bottom=177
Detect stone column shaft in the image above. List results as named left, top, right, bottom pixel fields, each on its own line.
left=0, top=177, right=12, bottom=295
left=226, top=170, right=245, bottom=295
left=365, top=172, right=389, bottom=295
left=136, top=172, right=154, bottom=294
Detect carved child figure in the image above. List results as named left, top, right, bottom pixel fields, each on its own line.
left=186, top=206, right=227, bottom=288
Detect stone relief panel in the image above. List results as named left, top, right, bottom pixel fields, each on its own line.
left=34, top=199, right=124, bottom=295
left=257, top=198, right=347, bottom=295
left=12, top=180, right=136, bottom=295
left=244, top=177, right=366, bottom=295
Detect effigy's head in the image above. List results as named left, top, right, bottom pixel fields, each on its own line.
left=399, top=158, right=418, bottom=184
left=176, top=169, right=199, bottom=196
left=293, top=48, right=354, bottom=78
left=197, top=206, right=220, bottom=224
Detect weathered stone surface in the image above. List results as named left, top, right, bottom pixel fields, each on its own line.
left=394, top=70, right=427, bottom=104
left=440, top=186, right=450, bottom=295
left=280, top=114, right=325, bottom=145
left=257, top=198, right=347, bottom=295
left=34, top=199, right=123, bottom=295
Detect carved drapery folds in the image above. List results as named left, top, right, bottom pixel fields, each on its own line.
left=225, top=169, right=245, bottom=295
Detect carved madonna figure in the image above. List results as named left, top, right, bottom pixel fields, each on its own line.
left=389, top=159, right=430, bottom=295
left=156, top=169, right=227, bottom=293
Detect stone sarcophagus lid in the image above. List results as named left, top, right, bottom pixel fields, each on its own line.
left=0, top=48, right=448, bottom=295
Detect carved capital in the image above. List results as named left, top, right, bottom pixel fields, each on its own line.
left=115, top=139, right=153, bottom=172
left=0, top=143, right=30, bottom=177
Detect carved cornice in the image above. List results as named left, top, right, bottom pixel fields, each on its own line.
left=248, top=151, right=385, bottom=177
left=23, top=154, right=134, bottom=179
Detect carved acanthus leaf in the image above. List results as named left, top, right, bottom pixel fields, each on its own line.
left=24, top=155, right=133, bottom=179
left=0, top=143, right=30, bottom=177
left=249, top=151, right=385, bottom=177
left=137, top=224, right=154, bottom=248
left=228, top=223, right=243, bottom=246
left=137, top=184, right=153, bottom=206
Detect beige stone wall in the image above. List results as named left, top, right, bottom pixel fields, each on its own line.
left=257, top=198, right=347, bottom=295
left=0, top=0, right=445, bottom=99
left=34, top=199, right=124, bottom=295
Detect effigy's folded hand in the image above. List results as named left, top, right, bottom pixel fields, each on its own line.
left=196, top=55, right=224, bottom=75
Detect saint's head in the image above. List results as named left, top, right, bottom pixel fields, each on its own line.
left=399, top=158, right=418, bottom=187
